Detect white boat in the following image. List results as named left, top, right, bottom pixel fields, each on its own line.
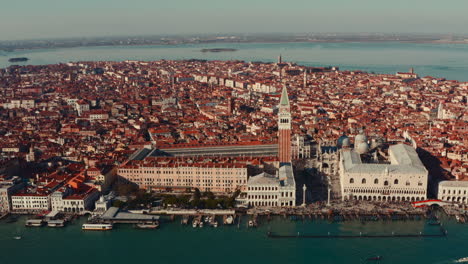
left=199, top=221, right=204, bottom=228
left=136, top=222, right=159, bottom=229
left=192, top=220, right=198, bottom=228
left=25, top=219, right=44, bottom=227
left=224, top=215, right=234, bottom=225
left=47, top=220, right=65, bottom=227
left=455, top=257, right=468, bottom=263
left=213, top=221, right=218, bottom=228
left=13, top=236, right=21, bottom=240
left=82, top=223, right=113, bottom=231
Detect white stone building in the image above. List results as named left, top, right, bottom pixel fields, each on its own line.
left=340, top=144, right=428, bottom=202
left=0, top=177, right=24, bottom=212
left=11, top=194, right=50, bottom=211
left=239, top=163, right=296, bottom=207
left=51, top=187, right=100, bottom=214
left=438, top=181, right=468, bottom=204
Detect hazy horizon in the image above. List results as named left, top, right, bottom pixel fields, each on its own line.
left=1, top=0, right=468, bottom=41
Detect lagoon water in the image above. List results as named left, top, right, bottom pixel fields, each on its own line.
left=0, top=214, right=467, bottom=264
left=1, top=42, right=468, bottom=81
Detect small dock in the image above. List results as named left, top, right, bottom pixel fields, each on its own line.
left=99, top=207, right=160, bottom=224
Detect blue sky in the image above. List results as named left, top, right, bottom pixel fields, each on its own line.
left=1, top=0, right=467, bottom=40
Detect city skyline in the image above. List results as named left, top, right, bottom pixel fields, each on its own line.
left=1, top=0, right=468, bottom=41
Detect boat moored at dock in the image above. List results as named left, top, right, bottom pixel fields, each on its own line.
left=47, top=220, right=65, bottom=227
left=136, top=221, right=159, bottom=229
left=82, top=223, right=113, bottom=231
left=25, top=219, right=45, bottom=227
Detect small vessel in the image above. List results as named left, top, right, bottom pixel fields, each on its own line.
left=136, top=221, right=159, bottom=229
left=82, top=223, right=113, bottom=231
left=181, top=215, right=189, bottom=225
left=199, top=221, right=204, bottom=228
left=192, top=219, right=198, bottom=228
left=456, top=215, right=461, bottom=222
left=47, top=220, right=65, bottom=227
left=366, top=256, right=382, bottom=261
left=455, top=257, right=468, bottom=263
left=224, top=215, right=234, bottom=225
left=213, top=221, right=218, bottom=228
left=13, top=236, right=22, bottom=240
left=25, top=219, right=45, bottom=227
left=248, top=220, right=257, bottom=228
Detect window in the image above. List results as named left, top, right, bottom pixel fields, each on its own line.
left=418, top=182, right=422, bottom=186
left=374, top=179, right=378, bottom=184
left=394, top=179, right=399, bottom=185
left=361, top=178, right=366, bottom=184
left=406, top=181, right=410, bottom=186
left=384, top=181, right=389, bottom=186
left=350, top=178, right=354, bottom=184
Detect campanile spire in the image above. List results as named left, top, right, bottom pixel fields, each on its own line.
left=278, top=85, right=292, bottom=163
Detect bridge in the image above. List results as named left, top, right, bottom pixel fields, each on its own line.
left=411, top=199, right=449, bottom=208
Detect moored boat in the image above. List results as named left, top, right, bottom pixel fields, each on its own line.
left=136, top=221, right=159, bottom=229
left=82, top=223, right=113, bottom=231
left=25, top=219, right=45, bottom=227
left=224, top=215, right=234, bottom=225
left=47, top=220, right=65, bottom=227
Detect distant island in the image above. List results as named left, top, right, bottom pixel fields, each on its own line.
left=201, top=48, right=237, bottom=53
left=8, top=57, right=29, bottom=62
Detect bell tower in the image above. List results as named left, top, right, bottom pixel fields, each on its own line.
left=278, top=85, right=292, bottom=163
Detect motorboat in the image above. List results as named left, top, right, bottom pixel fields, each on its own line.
left=181, top=216, right=189, bottom=225
left=47, top=220, right=65, bottom=227
left=25, top=219, right=45, bottom=227
left=224, top=215, right=234, bottom=225
left=13, top=236, right=21, bottom=240
left=455, top=257, right=468, bottom=263
left=136, top=221, right=159, bottom=229
left=82, top=223, right=113, bottom=231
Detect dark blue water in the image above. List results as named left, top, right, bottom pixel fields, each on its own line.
left=1, top=42, right=468, bottom=81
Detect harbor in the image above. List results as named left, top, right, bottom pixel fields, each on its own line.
left=5, top=199, right=468, bottom=232
left=1, top=210, right=467, bottom=264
